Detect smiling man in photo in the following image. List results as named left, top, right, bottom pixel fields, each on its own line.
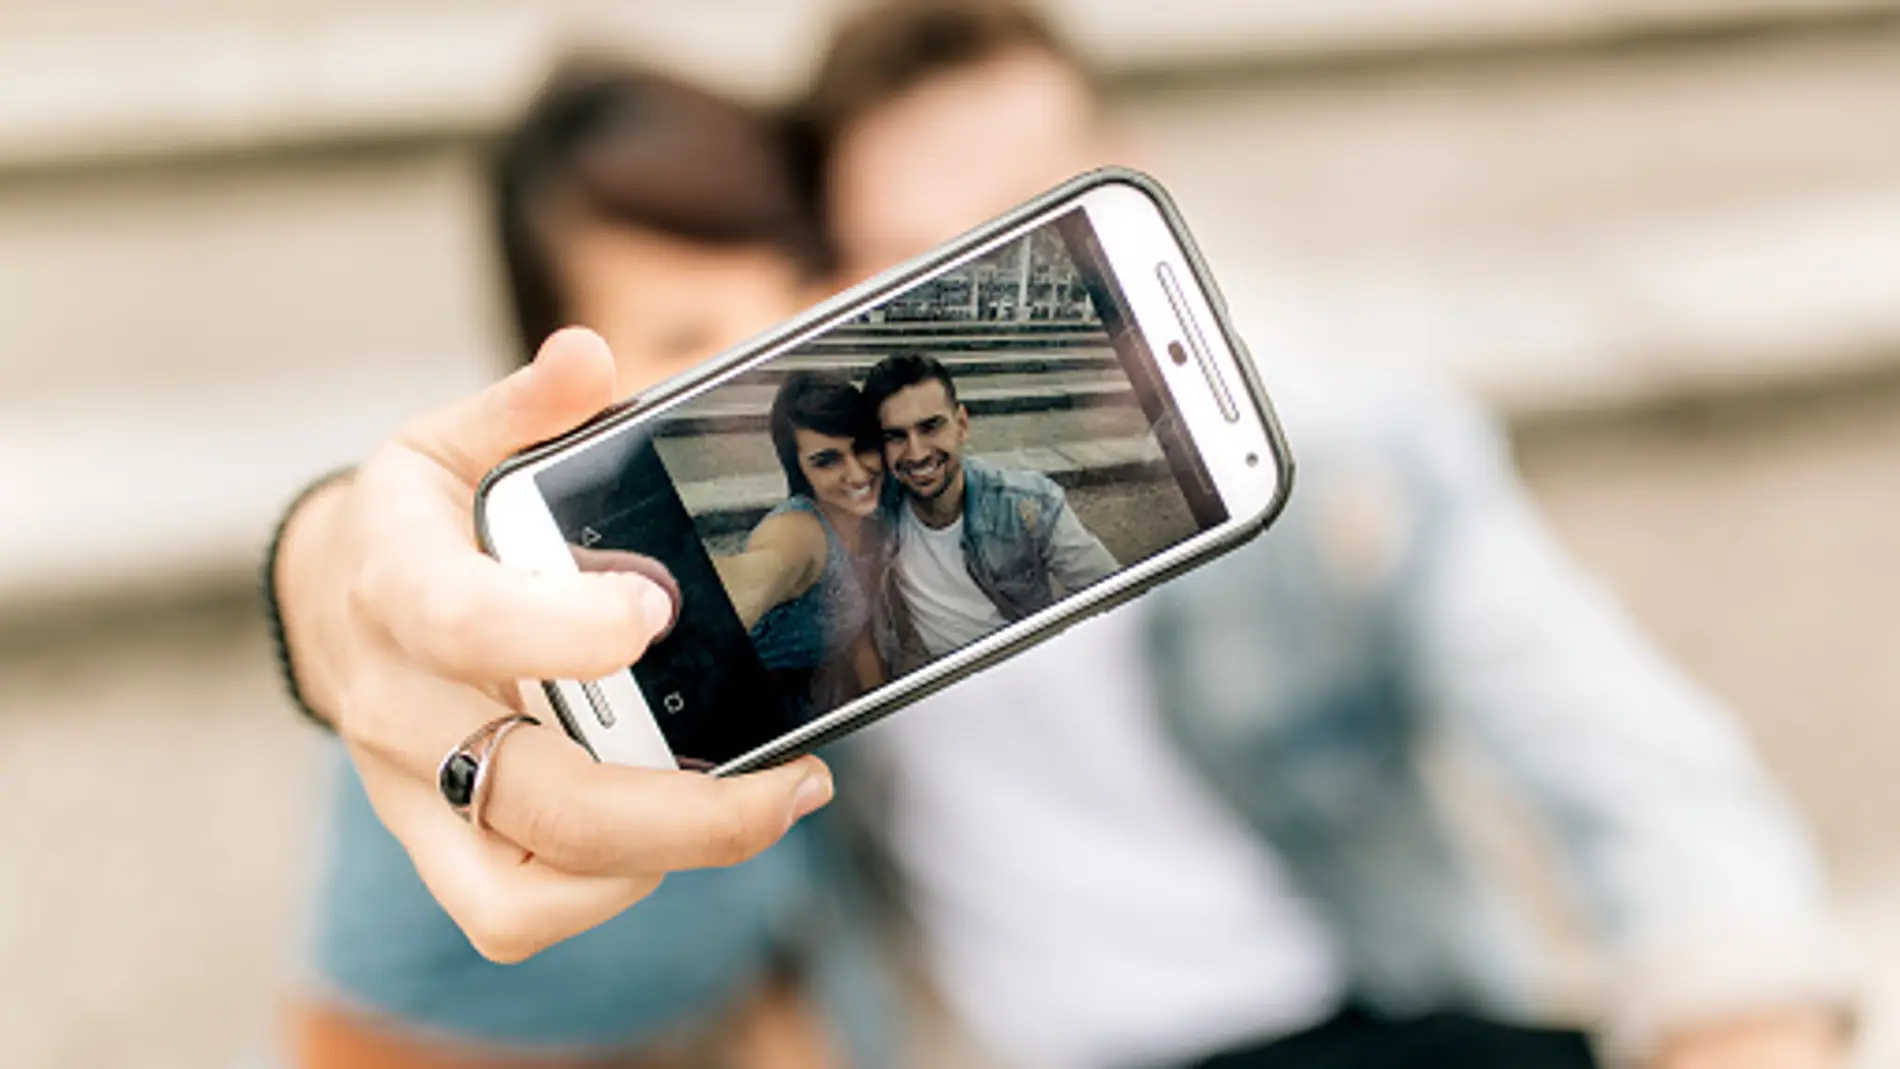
left=862, top=352, right=1118, bottom=671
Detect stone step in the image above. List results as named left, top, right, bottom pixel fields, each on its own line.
left=9, top=183, right=1899, bottom=620
left=653, top=400, right=1159, bottom=486
left=0, top=361, right=489, bottom=614
left=795, top=329, right=1112, bottom=355
left=681, top=435, right=1170, bottom=541
left=661, top=377, right=1138, bottom=438
left=6, top=18, right=1900, bottom=618
left=810, top=320, right=1099, bottom=338
left=1, top=1, right=1892, bottom=173
left=757, top=347, right=1119, bottom=379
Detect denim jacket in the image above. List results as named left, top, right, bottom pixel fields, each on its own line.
left=875, top=458, right=1119, bottom=671
left=1140, top=368, right=1847, bottom=1060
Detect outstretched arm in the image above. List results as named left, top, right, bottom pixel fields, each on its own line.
left=1044, top=495, right=1118, bottom=593
left=268, top=329, right=834, bottom=963
left=1397, top=387, right=1849, bottom=1067
left=714, top=511, right=829, bottom=629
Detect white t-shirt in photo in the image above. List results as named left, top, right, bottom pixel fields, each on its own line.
left=893, top=505, right=1010, bottom=658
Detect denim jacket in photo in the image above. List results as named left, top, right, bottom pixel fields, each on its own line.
left=874, top=457, right=1119, bottom=671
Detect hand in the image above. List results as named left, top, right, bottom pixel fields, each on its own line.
left=1652, top=1008, right=1846, bottom=1069
left=273, top=327, right=834, bottom=962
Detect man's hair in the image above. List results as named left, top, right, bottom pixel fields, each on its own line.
left=489, top=58, right=827, bottom=358
left=804, top=0, right=1087, bottom=148
left=768, top=371, right=882, bottom=498
left=862, top=352, right=961, bottom=419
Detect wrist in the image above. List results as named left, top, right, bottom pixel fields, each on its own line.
left=266, top=471, right=353, bottom=728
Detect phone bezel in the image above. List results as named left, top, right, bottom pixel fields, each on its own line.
left=477, top=167, right=1296, bottom=775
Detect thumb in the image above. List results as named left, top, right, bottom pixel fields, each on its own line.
left=403, top=327, right=620, bottom=485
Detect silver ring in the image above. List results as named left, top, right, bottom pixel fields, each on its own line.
left=438, top=713, right=540, bottom=832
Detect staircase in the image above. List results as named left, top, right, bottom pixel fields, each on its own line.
left=656, top=322, right=1165, bottom=542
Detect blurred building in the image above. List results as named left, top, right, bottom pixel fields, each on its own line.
left=870, top=231, right=1094, bottom=322
left=2, top=3, right=1898, bottom=1068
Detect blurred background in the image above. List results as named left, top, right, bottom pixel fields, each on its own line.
left=1, top=1, right=1897, bottom=1066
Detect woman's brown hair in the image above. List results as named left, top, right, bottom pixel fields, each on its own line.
left=489, top=59, right=827, bottom=358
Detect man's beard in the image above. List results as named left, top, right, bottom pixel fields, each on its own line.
left=898, top=451, right=958, bottom=502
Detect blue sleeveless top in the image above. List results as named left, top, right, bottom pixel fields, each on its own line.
left=304, top=748, right=892, bottom=1065
left=747, top=496, right=873, bottom=675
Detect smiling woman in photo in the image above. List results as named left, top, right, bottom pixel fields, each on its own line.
left=715, top=371, right=890, bottom=717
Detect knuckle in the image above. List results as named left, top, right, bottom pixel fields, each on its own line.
left=358, top=440, right=407, bottom=478
left=415, top=581, right=481, bottom=642
left=342, top=565, right=380, bottom=626
left=471, top=933, right=539, bottom=965
left=344, top=554, right=400, bottom=632
left=459, top=901, right=543, bottom=965
left=331, top=672, right=392, bottom=741
left=702, top=806, right=771, bottom=868
left=521, top=792, right=611, bottom=873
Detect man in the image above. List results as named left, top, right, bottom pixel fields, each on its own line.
left=860, top=352, right=1117, bottom=670
left=799, top=3, right=1853, bottom=1069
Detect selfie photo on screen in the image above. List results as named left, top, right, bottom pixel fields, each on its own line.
left=535, top=208, right=1229, bottom=768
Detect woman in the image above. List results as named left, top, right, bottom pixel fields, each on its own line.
left=287, top=60, right=887, bottom=1069
left=716, top=372, right=888, bottom=719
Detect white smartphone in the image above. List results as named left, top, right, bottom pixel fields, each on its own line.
left=477, top=169, right=1293, bottom=775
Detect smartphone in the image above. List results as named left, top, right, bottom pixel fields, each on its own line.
left=477, top=168, right=1293, bottom=775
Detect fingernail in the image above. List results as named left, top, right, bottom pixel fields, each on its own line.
left=790, top=770, right=834, bottom=822
left=637, top=582, right=676, bottom=639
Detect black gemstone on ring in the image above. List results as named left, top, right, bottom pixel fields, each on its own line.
left=439, top=753, right=480, bottom=808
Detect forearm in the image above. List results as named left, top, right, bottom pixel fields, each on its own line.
left=1046, top=504, right=1118, bottom=590
left=714, top=550, right=803, bottom=630
left=1402, top=390, right=1851, bottom=1062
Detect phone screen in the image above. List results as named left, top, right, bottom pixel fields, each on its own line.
left=533, top=208, right=1230, bottom=769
